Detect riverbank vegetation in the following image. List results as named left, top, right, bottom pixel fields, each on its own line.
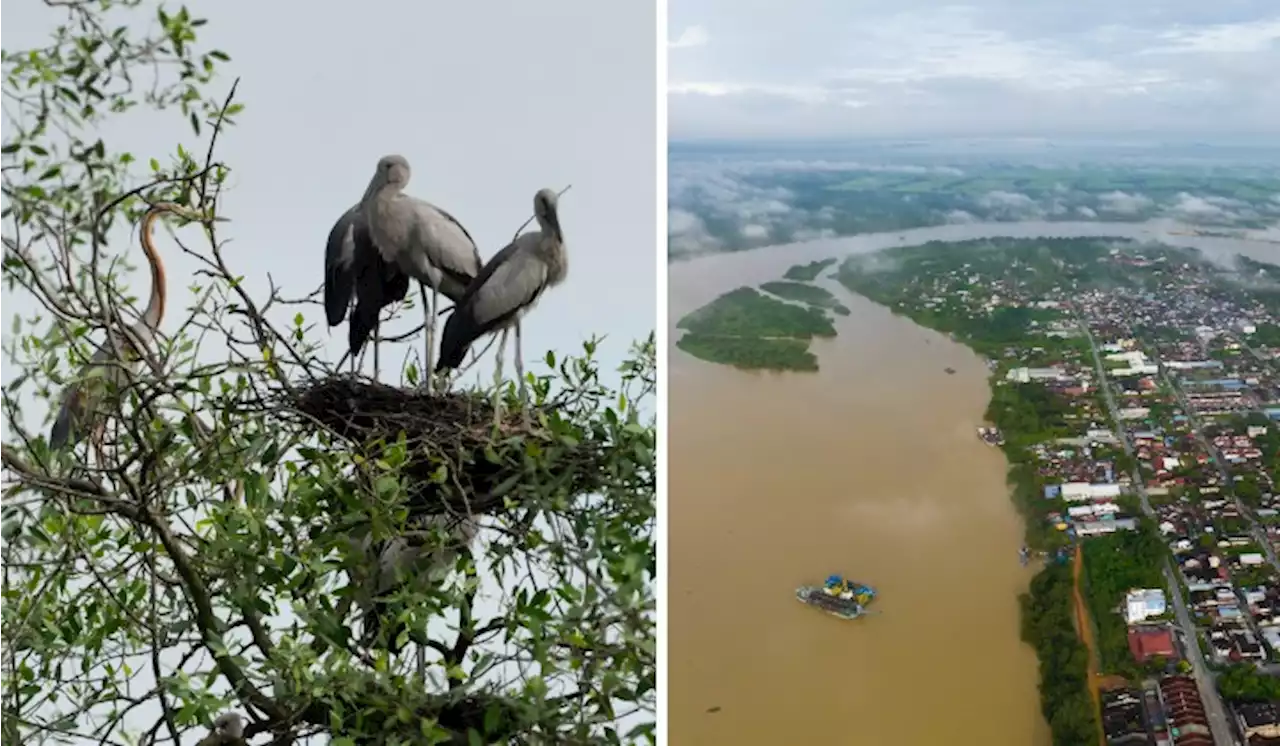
left=1020, top=564, right=1099, bottom=745
left=986, top=383, right=1075, bottom=450
left=675, top=287, right=836, bottom=371
left=986, top=370, right=1102, bottom=743
left=759, top=280, right=851, bottom=315
left=783, top=258, right=837, bottom=282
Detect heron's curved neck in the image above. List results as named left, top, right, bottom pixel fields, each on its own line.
left=139, top=205, right=170, bottom=330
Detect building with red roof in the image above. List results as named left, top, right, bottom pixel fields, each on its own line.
left=1129, top=626, right=1178, bottom=663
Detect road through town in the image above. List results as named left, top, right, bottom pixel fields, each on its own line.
left=1079, top=318, right=1239, bottom=746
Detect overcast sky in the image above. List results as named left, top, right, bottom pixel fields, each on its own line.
left=3, top=0, right=657, bottom=416
left=668, top=0, right=1280, bottom=141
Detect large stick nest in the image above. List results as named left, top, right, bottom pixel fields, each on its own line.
left=280, top=375, right=613, bottom=517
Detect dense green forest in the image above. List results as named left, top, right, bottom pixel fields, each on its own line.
left=675, top=334, right=818, bottom=372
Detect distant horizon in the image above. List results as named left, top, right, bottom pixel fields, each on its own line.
left=670, top=136, right=1280, bottom=150
left=668, top=138, right=1280, bottom=169
left=668, top=142, right=1280, bottom=256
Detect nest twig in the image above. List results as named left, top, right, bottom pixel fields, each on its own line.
left=279, top=375, right=610, bottom=517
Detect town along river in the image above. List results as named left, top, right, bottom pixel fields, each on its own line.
left=666, top=220, right=1280, bottom=745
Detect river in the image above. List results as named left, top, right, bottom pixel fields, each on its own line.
left=666, top=219, right=1280, bottom=745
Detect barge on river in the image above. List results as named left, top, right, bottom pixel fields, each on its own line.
left=977, top=426, right=1005, bottom=447
left=796, top=575, right=877, bottom=620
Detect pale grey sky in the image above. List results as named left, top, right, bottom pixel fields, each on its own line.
left=668, top=0, right=1280, bottom=140
left=3, top=0, right=657, bottom=409
left=1, top=2, right=656, bottom=740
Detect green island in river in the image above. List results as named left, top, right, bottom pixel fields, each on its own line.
left=759, top=281, right=851, bottom=316
left=782, top=257, right=838, bottom=282
left=675, top=261, right=846, bottom=372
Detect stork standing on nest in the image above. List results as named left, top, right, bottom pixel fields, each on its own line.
left=434, top=188, right=567, bottom=426
left=323, top=204, right=410, bottom=373
left=326, top=155, right=482, bottom=387
left=49, top=202, right=209, bottom=464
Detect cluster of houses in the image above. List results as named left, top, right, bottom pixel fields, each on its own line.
left=1067, top=271, right=1280, bottom=744
left=899, top=245, right=1280, bottom=743
left=1101, top=675, right=1232, bottom=746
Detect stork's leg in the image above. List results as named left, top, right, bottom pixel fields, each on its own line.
left=373, top=326, right=381, bottom=381
left=515, top=320, right=530, bottom=427
left=428, top=287, right=440, bottom=393
left=417, top=284, right=432, bottom=391
left=492, top=328, right=508, bottom=428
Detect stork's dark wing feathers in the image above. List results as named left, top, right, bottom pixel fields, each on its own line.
left=324, top=206, right=362, bottom=327
left=456, top=240, right=520, bottom=307
left=435, top=236, right=546, bottom=372
left=347, top=230, right=411, bottom=359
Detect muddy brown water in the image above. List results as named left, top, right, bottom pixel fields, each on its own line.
left=666, top=221, right=1280, bottom=745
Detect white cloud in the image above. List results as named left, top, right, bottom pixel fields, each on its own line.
left=978, top=190, right=1038, bottom=209
left=1168, top=192, right=1237, bottom=220
left=669, top=207, right=706, bottom=235
left=668, top=208, right=721, bottom=255
left=668, top=1, right=1280, bottom=138
left=792, top=227, right=837, bottom=242
left=1077, top=206, right=1099, bottom=218
left=1151, top=18, right=1280, bottom=54
left=1098, top=190, right=1154, bottom=214
left=740, top=224, right=769, bottom=239
left=669, top=25, right=710, bottom=49
left=668, top=80, right=830, bottom=104
left=821, top=8, right=1153, bottom=94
